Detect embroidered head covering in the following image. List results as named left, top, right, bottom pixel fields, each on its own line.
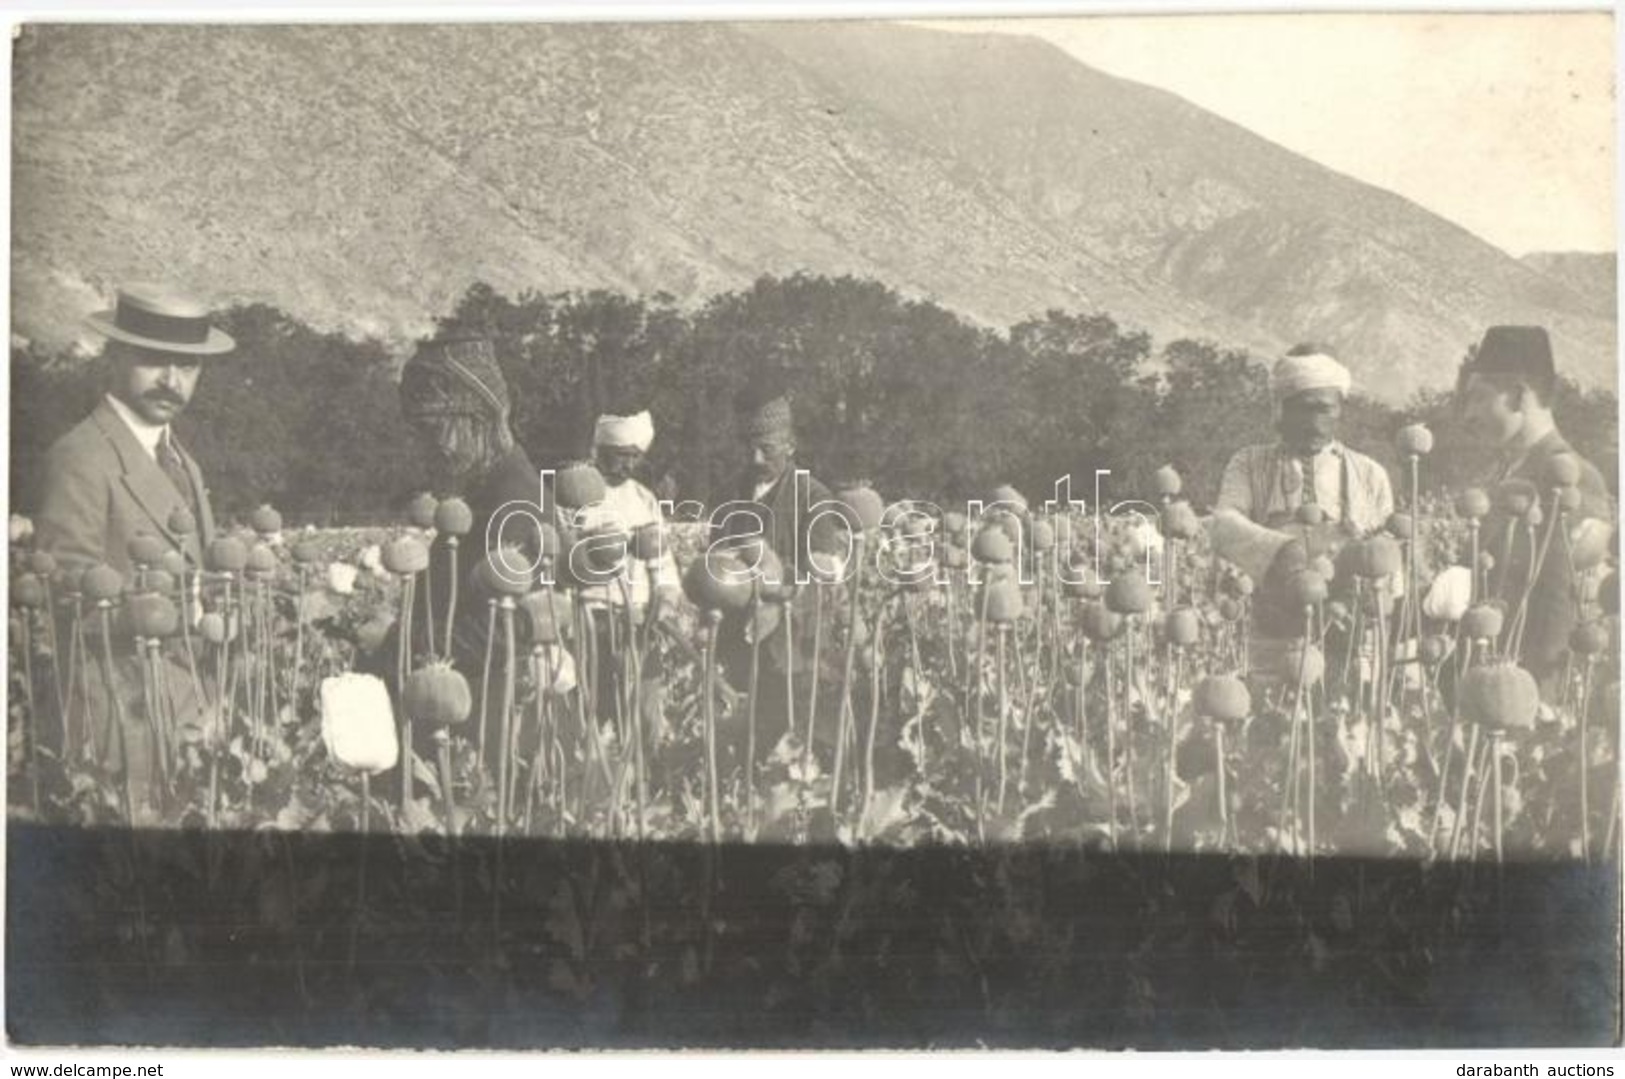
left=400, top=337, right=510, bottom=421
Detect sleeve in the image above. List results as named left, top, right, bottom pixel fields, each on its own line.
left=34, top=442, right=111, bottom=578
left=1214, top=449, right=1255, bottom=519
left=1369, top=458, right=1396, bottom=532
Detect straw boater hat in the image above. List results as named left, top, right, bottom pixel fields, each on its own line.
left=85, top=282, right=235, bottom=356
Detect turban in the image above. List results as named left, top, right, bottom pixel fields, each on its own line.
left=742, top=395, right=794, bottom=441
left=400, top=337, right=510, bottom=420
left=594, top=410, right=654, bottom=452
left=1272, top=351, right=1351, bottom=401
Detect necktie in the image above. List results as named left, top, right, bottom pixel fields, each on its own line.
left=157, top=430, right=195, bottom=509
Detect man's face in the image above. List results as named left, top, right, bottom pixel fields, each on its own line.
left=597, top=445, right=645, bottom=486
left=110, top=344, right=201, bottom=426
left=1460, top=373, right=1525, bottom=448
left=1278, top=388, right=1342, bottom=452
left=749, top=435, right=794, bottom=486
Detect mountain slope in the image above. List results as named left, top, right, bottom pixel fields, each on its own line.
left=11, top=22, right=1615, bottom=401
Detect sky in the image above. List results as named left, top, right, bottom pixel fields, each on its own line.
left=922, top=12, right=1615, bottom=256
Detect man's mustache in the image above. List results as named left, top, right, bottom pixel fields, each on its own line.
left=142, top=390, right=187, bottom=408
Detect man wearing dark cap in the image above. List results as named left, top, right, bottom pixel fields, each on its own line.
left=34, top=282, right=234, bottom=819
left=1458, top=325, right=1615, bottom=684
left=711, top=385, right=844, bottom=762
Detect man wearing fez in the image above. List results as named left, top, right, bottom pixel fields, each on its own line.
left=35, top=283, right=233, bottom=816
left=1458, top=326, right=1614, bottom=685
left=711, top=384, right=844, bottom=759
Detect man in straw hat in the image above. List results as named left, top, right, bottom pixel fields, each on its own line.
left=33, top=282, right=235, bottom=819
left=1456, top=325, right=1614, bottom=685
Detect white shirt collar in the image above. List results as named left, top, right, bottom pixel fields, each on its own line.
left=1285, top=440, right=1344, bottom=460
left=105, top=393, right=168, bottom=460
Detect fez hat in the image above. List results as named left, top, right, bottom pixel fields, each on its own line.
left=85, top=282, right=235, bottom=356
left=1467, top=326, right=1556, bottom=389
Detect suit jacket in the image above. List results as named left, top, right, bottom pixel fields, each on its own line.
left=34, top=397, right=218, bottom=579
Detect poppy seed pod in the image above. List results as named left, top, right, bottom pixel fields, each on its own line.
left=292, top=539, right=323, bottom=565
left=986, top=579, right=1024, bottom=624
left=159, top=550, right=187, bottom=577
left=518, top=590, right=573, bottom=647
left=127, top=532, right=167, bottom=568
left=1288, top=569, right=1329, bottom=609
left=1352, top=536, right=1402, bottom=579
left=434, top=497, right=474, bottom=536
left=402, top=661, right=473, bottom=726
left=1152, top=465, right=1183, bottom=499
left=569, top=527, right=631, bottom=584
left=199, top=611, right=237, bottom=645
left=1455, top=488, right=1492, bottom=520
left=1477, top=550, right=1496, bottom=576
left=206, top=538, right=248, bottom=574
left=1308, top=555, right=1336, bottom=582
left=249, top=504, right=283, bottom=536
left=143, top=569, right=177, bottom=596
left=682, top=548, right=756, bottom=612
left=1162, top=502, right=1201, bottom=541
left=1421, top=565, right=1473, bottom=622
left=1386, top=513, right=1413, bottom=540
left=475, top=545, right=534, bottom=597
left=971, top=526, right=1014, bottom=565
left=1543, top=452, right=1582, bottom=489
left=1278, top=641, right=1325, bottom=685
left=1165, top=606, right=1201, bottom=647
left=1524, top=502, right=1544, bottom=530
left=1030, top=519, right=1056, bottom=552
left=1105, top=571, right=1153, bottom=616
left=1557, top=486, right=1583, bottom=514
left=1193, top=675, right=1251, bottom=722
left=1216, top=597, right=1244, bottom=623
left=943, top=511, right=968, bottom=538
left=382, top=536, right=430, bottom=576
left=167, top=506, right=197, bottom=536
left=26, top=551, right=56, bottom=576
left=1063, top=564, right=1104, bottom=599
left=837, top=486, right=886, bottom=534
left=1419, top=635, right=1451, bottom=665
left=406, top=492, right=439, bottom=531
left=1461, top=604, right=1505, bottom=641
left=246, top=544, right=278, bottom=579
left=320, top=673, right=399, bottom=775
left=1458, top=662, right=1539, bottom=732
left=1497, top=479, right=1538, bottom=518
left=82, top=564, right=124, bottom=603
left=1079, top=601, right=1122, bottom=641
left=1295, top=503, right=1325, bottom=527
left=1325, top=600, right=1350, bottom=625
left=556, top=462, right=607, bottom=511
left=632, top=523, right=665, bottom=563
left=128, top=592, right=180, bottom=639
left=1396, top=424, right=1434, bottom=457
left=12, top=574, right=45, bottom=609
left=1570, top=621, right=1609, bottom=656
left=943, top=544, right=968, bottom=570
left=1229, top=574, right=1255, bottom=598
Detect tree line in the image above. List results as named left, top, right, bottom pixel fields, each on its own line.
left=11, top=274, right=1618, bottom=524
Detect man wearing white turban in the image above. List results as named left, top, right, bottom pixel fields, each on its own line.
left=583, top=409, right=681, bottom=615
left=1216, top=344, right=1394, bottom=536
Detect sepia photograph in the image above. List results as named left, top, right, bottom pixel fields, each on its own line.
left=3, top=2, right=1620, bottom=1055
